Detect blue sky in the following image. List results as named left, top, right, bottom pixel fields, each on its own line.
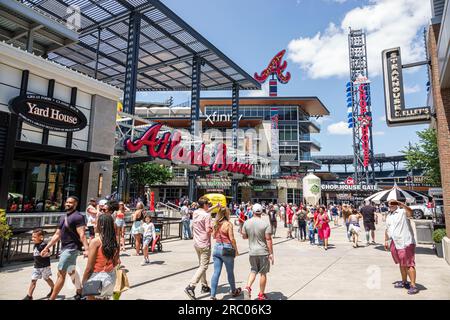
left=138, top=0, right=432, bottom=157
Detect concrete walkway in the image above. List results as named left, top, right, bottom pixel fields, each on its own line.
left=1, top=215, right=449, bottom=300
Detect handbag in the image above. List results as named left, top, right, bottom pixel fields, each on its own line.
left=82, top=280, right=102, bottom=296
left=114, top=267, right=130, bottom=293
left=218, top=224, right=236, bottom=257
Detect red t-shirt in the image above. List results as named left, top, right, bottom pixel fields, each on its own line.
left=239, top=211, right=246, bottom=223
left=287, top=207, right=294, bottom=224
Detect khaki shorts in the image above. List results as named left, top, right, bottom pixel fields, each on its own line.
left=249, top=255, right=270, bottom=274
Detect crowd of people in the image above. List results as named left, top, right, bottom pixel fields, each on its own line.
left=23, top=193, right=419, bottom=300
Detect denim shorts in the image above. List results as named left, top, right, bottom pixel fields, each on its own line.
left=58, top=249, right=80, bottom=272
left=115, top=219, right=125, bottom=228
left=143, top=236, right=153, bottom=247
left=85, top=270, right=116, bottom=298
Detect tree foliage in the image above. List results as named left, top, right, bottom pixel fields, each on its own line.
left=128, top=162, right=173, bottom=190
left=0, top=209, right=12, bottom=241
left=112, top=157, right=173, bottom=193
left=402, top=128, right=441, bottom=186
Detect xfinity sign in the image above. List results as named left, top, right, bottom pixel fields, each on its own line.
left=381, top=47, right=431, bottom=126
left=204, top=112, right=243, bottom=125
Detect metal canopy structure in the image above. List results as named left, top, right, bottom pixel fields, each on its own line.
left=18, top=0, right=261, bottom=92
left=0, top=0, right=78, bottom=54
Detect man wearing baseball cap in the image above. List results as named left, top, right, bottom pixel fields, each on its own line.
left=241, top=203, right=274, bottom=300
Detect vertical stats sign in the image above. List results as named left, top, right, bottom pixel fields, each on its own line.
left=382, top=47, right=431, bottom=126
left=270, top=107, right=280, bottom=175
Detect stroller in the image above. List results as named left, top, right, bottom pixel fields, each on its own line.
left=151, top=223, right=163, bottom=252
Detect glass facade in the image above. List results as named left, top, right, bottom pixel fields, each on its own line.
left=279, top=124, right=298, bottom=142
left=205, top=105, right=298, bottom=122
left=203, top=104, right=320, bottom=170
left=7, top=160, right=82, bottom=213
left=287, top=188, right=302, bottom=205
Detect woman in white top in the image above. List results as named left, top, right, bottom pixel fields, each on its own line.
left=348, top=209, right=363, bottom=248
left=141, top=215, right=156, bottom=265
left=86, top=198, right=98, bottom=240
left=292, top=210, right=299, bottom=241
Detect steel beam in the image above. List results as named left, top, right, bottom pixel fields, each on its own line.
left=122, top=12, right=141, bottom=115
left=0, top=0, right=78, bottom=42
left=188, top=55, right=202, bottom=202
left=231, top=82, right=240, bottom=203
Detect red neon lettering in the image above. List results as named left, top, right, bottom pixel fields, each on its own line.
left=124, top=124, right=253, bottom=175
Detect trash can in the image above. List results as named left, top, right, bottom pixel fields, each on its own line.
left=414, top=220, right=433, bottom=244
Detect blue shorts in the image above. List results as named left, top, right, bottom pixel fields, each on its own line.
left=58, top=249, right=80, bottom=272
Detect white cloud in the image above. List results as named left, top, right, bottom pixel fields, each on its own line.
left=316, top=116, right=331, bottom=124
left=372, top=131, right=385, bottom=136
left=246, top=82, right=270, bottom=97
left=404, top=84, right=421, bottom=94
left=287, top=0, right=431, bottom=79
left=327, top=121, right=352, bottom=135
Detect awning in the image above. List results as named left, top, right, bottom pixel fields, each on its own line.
left=14, top=140, right=110, bottom=162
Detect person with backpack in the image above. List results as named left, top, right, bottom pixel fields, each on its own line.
left=298, top=207, right=307, bottom=242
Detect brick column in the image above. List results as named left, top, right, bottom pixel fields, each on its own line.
left=428, top=25, right=450, bottom=236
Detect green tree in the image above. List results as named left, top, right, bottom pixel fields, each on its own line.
left=111, top=157, right=173, bottom=194
left=128, top=162, right=173, bottom=193
left=402, top=128, right=441, bottom=186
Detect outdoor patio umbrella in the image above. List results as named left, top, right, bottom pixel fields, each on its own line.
left=364, top=185, right=428, bottom=204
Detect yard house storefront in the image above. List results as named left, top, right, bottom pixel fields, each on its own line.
left=0, top=43, right=121, bottom=227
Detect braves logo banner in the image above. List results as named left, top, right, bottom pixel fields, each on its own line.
left=254, top=50, right=291, bottom=84
left=124, top=124, right=253, bottom=176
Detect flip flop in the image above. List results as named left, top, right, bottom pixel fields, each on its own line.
left=407, top=286, right=419, bottom=295
left=394, top=281, right=410, bottom=289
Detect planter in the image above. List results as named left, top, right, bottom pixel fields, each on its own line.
left=435, top=242, right=444, bottom=258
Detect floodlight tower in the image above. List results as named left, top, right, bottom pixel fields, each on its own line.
left=346, top=28, right=375, bottom=184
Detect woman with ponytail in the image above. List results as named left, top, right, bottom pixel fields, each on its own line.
left=82, top=214, right=120, bottom=300
left=209, top=207, right=241, bottom=300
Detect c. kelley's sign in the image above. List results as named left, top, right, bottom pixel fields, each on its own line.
left=124, top=124, right=253, bottom=175
left=382, top=47, right=431, bottom=126
left=9, top=94, right=87, bottom=132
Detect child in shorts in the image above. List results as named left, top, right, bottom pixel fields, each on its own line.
left=24, top=229, right=54, bottom=300
left=307, top=218, right=315, bottom=245
left=141, top=215, right=156, bottom=265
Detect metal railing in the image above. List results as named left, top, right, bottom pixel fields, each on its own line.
left=299, top=155, right=323, bottom=165
left=299, top=134, right=321, bottom=148
left=0, top=218, right=182, bottom=267
left=299, top=118, right=322, bottom=130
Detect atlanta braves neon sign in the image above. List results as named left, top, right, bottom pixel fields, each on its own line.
left=124, top=124, right=253, bottom=176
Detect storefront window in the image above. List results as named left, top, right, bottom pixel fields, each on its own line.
left=287, top=188, right=302, bottom=205
left=7, top=160, right=82, bottom=213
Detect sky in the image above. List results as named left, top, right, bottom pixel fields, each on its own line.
left=137, top=0, right=432, bottom=158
